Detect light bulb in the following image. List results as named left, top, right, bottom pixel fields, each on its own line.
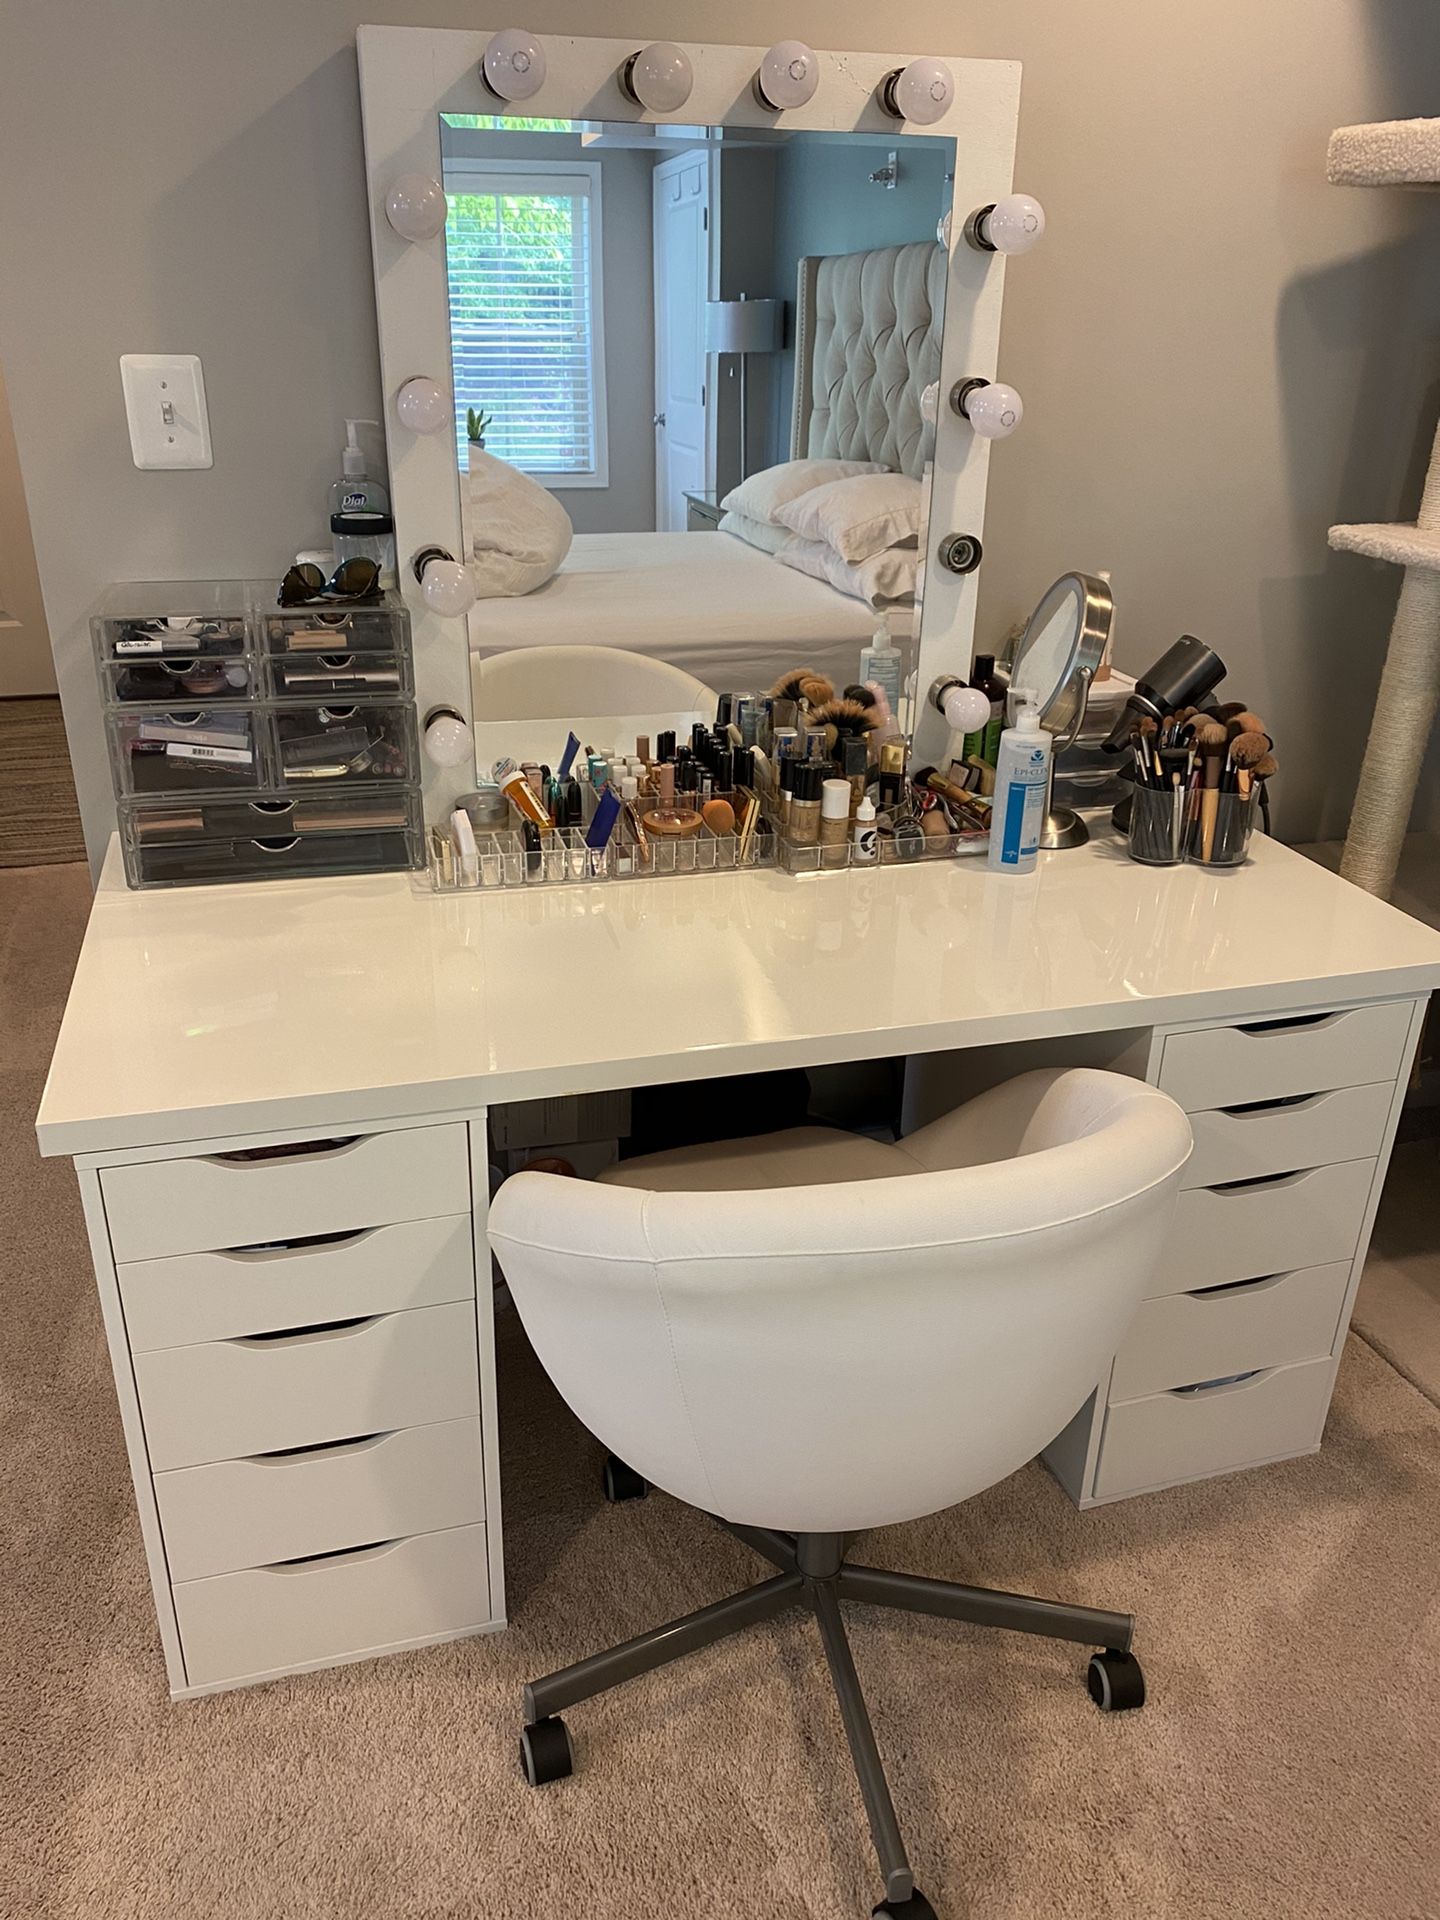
left=423, top=707, right=473, bottom=769
left=481, top=29, right=546, bottom=103
left=919, top=381, right=939, bottom=426
left=880, top=57, right=954, bottom=126
left=620, top=42, right=694, bottom=114
left=936, top=209, right=953, bottom=250
left=940, top=683, right=993, bottom=735
left=395, top=376, right=450, bottom=435
left=420, top=556, right=477, bottom=618
left=962, top=380, right=1024, bottom=439
left=974, top=193, right=1046, bottom=255
left=384, top=173, right=447, bottom=243
left=755, top=41, right=818, bottom=110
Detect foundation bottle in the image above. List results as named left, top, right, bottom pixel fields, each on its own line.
left=820, top=777, right=852, bottom=869
left=788, top=763, right=822, bottom=848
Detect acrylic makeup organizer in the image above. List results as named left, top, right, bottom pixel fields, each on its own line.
left=93, top=581, right=426, bottom=889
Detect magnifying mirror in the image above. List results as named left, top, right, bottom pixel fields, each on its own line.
left=1007, top=571, right=1113, bottom=849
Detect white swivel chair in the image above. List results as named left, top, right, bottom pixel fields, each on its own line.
left=488, top=1068, right=1192, bottom=1920
left=471, top=644, right=718, bottom=722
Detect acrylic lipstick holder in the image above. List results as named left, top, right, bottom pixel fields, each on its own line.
left=424, top=822, right=772, bottom=893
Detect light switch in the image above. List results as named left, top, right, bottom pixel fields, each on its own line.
left=119, top=354, right=212, bottom=470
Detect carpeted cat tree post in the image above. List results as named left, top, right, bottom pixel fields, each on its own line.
left=1327, top=117, right=1440, bottom=900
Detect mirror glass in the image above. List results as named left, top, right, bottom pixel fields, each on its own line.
left=438, top=114, right=956, bottom=759
left=1009, top=573, right=1113, bottom=739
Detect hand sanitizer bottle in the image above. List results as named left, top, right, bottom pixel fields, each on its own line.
left=986, top=690, right=1050, bottom=873
left=859, top=615, right=902, bottom=715
left=328, top=419, right=389, bottom=519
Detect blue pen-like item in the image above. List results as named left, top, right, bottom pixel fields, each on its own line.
left=557, top=731, right=581, bottom=781
left=584, top=784, right=622, bottom=851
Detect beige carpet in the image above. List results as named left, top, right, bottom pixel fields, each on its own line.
left=5, top=864, right=1440, bottom=1920
left=0, top=696, right=86, bottom=867
left=1355, top=1137, right=1440, bottom=1407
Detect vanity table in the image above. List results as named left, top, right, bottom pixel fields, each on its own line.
left=36, top=832, right=1440, bottom=1696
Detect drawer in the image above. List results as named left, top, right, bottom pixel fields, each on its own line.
left=1148, top=1158, right=1375, bottom=1297
left=118, top=1213, right=474, bottom=1351
left=109, top=707, right=264, bottom=796
left=1110, top=1262, right=1351, bottom=1402
left=125, top=789, right=418, bottom=842
left=267, top=652, right=412, bottom=700
left=260, top=601, right=409, bottom=657
left=124, top=826, right=417, bottom=888
left=1182, top=1082, right=1393, bottom=1189
left=269, top=702, right=417, bottom=787
left=1156, top=1002, right=1413, bottom=1112
left=105, top=656, right=254, bottom=704
left=134, top=1299, right=480, bottom=1471
left=173, top=1520, right=491, bottom=1689
left=155, top=1415, right=485, bottom=1582
left=101, top=1123, right=469, bottom=1263
left=1093, top=1355, right=1334, bottom=1499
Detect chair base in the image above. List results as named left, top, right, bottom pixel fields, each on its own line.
left=520, top=1522, right=1144, bottom=1916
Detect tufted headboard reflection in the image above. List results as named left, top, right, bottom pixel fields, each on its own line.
left=790, top=239, right=945, bottom=481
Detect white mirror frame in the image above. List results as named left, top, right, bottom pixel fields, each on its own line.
left=357, top=26, right=1020, bottom=823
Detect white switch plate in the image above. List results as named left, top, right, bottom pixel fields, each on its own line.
left=119, top=354, right=212, bottom=470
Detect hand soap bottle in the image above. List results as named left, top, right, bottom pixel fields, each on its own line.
left=329, top=419, right=389, bottom=518
left=859, top=615, right=902, bottom=715
left=986, top=690, right=1050, bottom=874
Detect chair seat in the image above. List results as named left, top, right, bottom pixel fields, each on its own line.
left=599, top=1126, right=915, bottom=1193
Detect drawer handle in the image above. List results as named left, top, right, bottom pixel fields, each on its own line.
left=1168, top=1369, right=1273, bottom=1398
left=260, top=1537, right=406, bottom=1575
left=205, top=1137, right=364, bottom=1167
left=1217, top=1090, right=1330, bottom=1118
left=244, top=1430, right=394, bottom=1465
left=1234, top=1012, right=1344, bottom=1036
left=1208, top=1168, right=1312, bottom=1195
left=220, top=1227, right=376, bottom=1262
left=227, top=1313, right=385, bottom=1349
left=1190, top=1271, right=1292, bottom=1300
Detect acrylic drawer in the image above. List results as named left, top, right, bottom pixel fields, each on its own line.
left=269, top=702, right=417, bottom=786
left=124, top=788, right=419, bottom=843
left=266, top=650, right=412, bottom=700
left=1148, top=1158, right=1375, bottom=1297
left=104, top=656, right=255, bottom=704
left=1182, top=1082, right=1394, bottom=1189
left=155, top=1415, right=485, bottom=1582
left=92, top=587, right=249, bottom=664
left=173, top=1520, right=491, bottom=1690
left=100, top=1123, right=470, bottom=1264
left=1092, top=1355, right=1334, bottom=1500
left=259, top=600, right=409, bottom=659
left=133, top=1299, right=480, bottom=1471
left=1109, top=1262, right=1351, bottom=1402
left=109, top=708, right=264, bottom=796
left=117, top=1213, right=474, bottom=1351
left=124, top=825, right=417, bottom=888
left=1156, top=1002, right=1413, bottom=1113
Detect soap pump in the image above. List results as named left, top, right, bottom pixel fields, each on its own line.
left=329, top=420, right=389, bottom=519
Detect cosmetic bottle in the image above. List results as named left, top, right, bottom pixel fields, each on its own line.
left=820, top=778, right=852, bottom=869
left=968, top=654, right=1009, bottom=767
left=853, top=792, right=878, bottom=863
left=987, top=691, right=1049, bottom=874
left=656, top=730, right=676, bottom=762
left=777, top=753, right=797, bottom=830
left=859, top=615, right=903, bottom=714
left=493, top=757, right=554, bottom=833
left=841, top=735, right=871, bottom=815
left=328, top=420, right=389, bottom=520
left=788, top=763, right=822, bottom=847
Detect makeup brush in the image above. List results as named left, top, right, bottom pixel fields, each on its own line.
left=1226, top=731, right=1270, bottom=797
left=1225, top=711, right=1270, bottom=746
left=812, top=696, right=879, bottom=754
left=1193, top=718, right=1228, bottom=861
left=769, top=668, right=835, bottom=709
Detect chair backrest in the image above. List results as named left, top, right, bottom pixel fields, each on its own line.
left=488, top=1072, right=1192, bottom=1533
left=472, top=645, right=717, bottom=722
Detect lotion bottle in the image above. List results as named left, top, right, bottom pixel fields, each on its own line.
left=986, top=691, right=1049, bottom=874
left=859, top=615, right=902, bottom=714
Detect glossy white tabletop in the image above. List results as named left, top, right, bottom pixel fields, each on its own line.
left=37, top=831, right=1440, bottom=1157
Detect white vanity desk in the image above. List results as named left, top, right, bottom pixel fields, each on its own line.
left=38, top=832, right=1440, bottom=1697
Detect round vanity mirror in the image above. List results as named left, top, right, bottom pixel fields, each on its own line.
left=1008, top=571, right=1113, bottom=847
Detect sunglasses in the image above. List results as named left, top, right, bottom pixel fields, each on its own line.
left=277, top=558, right=382, bottom=607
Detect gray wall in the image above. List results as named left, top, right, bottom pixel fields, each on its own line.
left=1, top=0, right=1439, bottom=867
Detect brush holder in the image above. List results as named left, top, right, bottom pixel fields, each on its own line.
left=1187, top=787, right=1258, bottom=868
left=1126, top=784, right=1190, bottom=866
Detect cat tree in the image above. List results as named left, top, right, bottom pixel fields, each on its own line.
left=1327, top=118, right=1440, bottom=899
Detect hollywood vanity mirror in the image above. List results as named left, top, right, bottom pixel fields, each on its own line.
left=357, top=29, right=1028, bottom=824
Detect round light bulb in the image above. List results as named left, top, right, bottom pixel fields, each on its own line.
left=963, top=380, right=1024, bottom=440
left=481, top=29, right=547, bottom=103
left=940, top=683, right=993, bottom=735
left=621, top=42, right=694, bottom=114
left=881, top=57, right=954, bottom=126
left=420, top=557, right=477, bottom=619
left=384, top=173, right=447, bottom=243
left=919, top=380, right=940, bottom=426
left=423, top=707, right=473, bottom=769
left=395, top=376, right=450, bottom=436
left=936, top=209, right=953, bottom=250
left=755, top=41, right=819, bottom=111
left=980, top=193, right=1046, bottom=255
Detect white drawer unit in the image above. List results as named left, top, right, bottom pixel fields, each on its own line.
left=1109, top=1263, right=1351, bottom=1403
left=154, top=1416, right=486, bottom=1582
left=100, top=1123, right=471, bottom=1263
left=1093, top=1356, right=1334, bottom=1501
left=134, top=1299, right=481, bottom=1471
left=1156, top=1000, right=1413, bottom=1113
left=173, top=1522, right=493, bottom=1691
left=1149, top=1159, right=1376, bottom=1297
left=1181, top=1082, right=1394, bottom=1190
left=118, top=1213, right=474, bottom=1351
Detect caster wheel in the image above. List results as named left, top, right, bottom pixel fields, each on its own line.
left=1087, top=1648, right=1146, bottom=1712
left=602, top=1454, right=649, bottom=1502
left=873, top=1893, right=937, bottom=1919
left=520, top=1716, right=573, bottom=1786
